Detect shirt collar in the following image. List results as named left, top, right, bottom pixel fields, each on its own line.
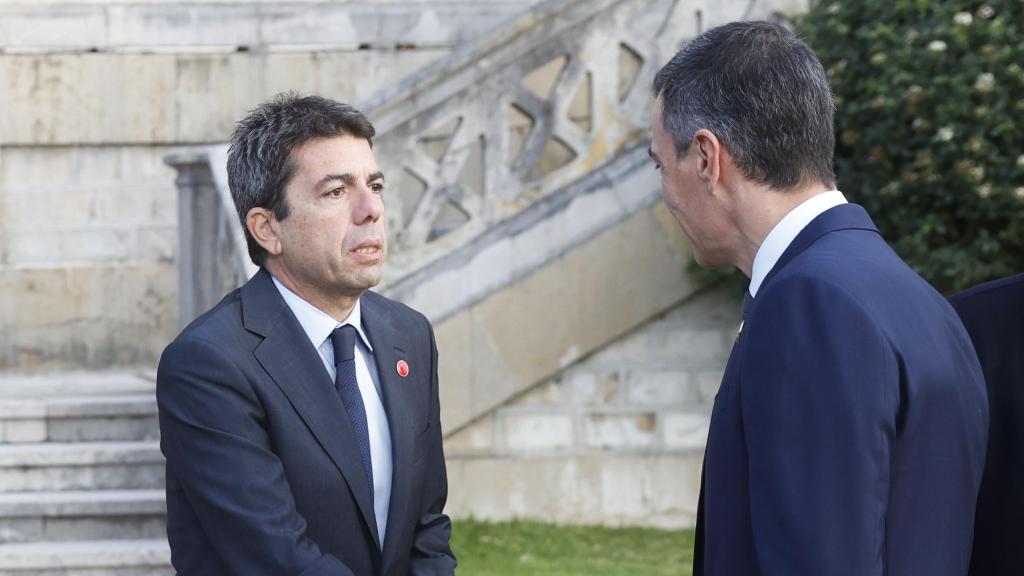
left=271, top=275, right=374, bottom=353
left=749, top=190, right=847, bottom=298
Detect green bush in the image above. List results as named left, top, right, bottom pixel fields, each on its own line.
left=797, top=0, right=1024, bottom=293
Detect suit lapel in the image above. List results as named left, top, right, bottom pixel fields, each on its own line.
left=361, top=294, right=416, bottom=573
left=241, top=270, right=381, bottom=548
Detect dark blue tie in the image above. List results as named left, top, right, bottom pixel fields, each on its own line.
left=330, top=325, right=374, bottom=498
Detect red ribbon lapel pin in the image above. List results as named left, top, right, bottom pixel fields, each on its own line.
left=396, top=360, right=409, bottom=378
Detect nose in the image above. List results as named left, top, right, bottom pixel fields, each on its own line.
left=353, top=185, right=384, bottom=225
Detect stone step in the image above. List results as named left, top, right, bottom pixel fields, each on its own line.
left=0, top=539, right=171, bottom=576
left=0, top=372, right=155, bottom=398
left=0, top=490, right=165, bottom=544
left=0, top=395, right=158, bottom=444
left=0, top=442, right=163, bottom=492
left=0, top=372, right=158, bottom=444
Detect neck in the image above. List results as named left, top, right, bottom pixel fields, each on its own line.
left=731, top=181, right=832, bottom=277
left=265, top=262, right=359, bottom=322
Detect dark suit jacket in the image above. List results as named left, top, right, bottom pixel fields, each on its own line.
left=157, top=269, right=456, bottom=575
left=951, top=273, right=1024, bottom=576
left=696, top=204, right=988, bottom=575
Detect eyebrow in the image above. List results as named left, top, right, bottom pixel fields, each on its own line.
left=315, top=171, right=386, bottom=189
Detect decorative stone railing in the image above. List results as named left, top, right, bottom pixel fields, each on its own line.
left=167, top=0, right=791, bottom=326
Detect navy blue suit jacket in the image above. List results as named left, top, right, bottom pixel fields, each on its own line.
left=951, top=273, right=1024, bottom=576
left=696, top=204, right=988, bottom=575
left=157, top=269, right=456, bottom=575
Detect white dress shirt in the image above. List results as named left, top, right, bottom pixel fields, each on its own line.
left=272, top=277, right=393, bottom=549
left=749, top=191, right=848, bottom=298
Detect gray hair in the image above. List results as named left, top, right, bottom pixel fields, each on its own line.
left=227, top=93, right=376, bottom=266
left=652, top=21, right=836, bottom=190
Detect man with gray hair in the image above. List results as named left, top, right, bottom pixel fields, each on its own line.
left=648, top=21, right=987, bottom=575
left=157, top=94, right=456, bottom=575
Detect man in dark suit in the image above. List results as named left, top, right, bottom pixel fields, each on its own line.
left=951, top=273, right=1024, bottom=576
left=648, top=21, right=988, bottom=575
left=157, top=94, right=456, bottom=575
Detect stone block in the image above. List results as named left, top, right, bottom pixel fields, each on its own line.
left=108, top=4, right=259, bottom=47
left=656, top=327, right=731, bottom=364
left=511, top=380, right=562, bottom=407
left=661, top=412, right=710, bottom=451
left=443, top=412, right=495, bottom=456
left=0, top=265, right=177, bottom=370
left=445, top=452, right=703, bottom=528
left=625, top=370, right=690, bottom=406
left=695, top=370, right=724, bottom=405
left=61, top=228, right=135, bottom=264
left=0, top=420, right=47, bottom=444
left=498, top=412, right=573, bottom=453
left=1, top=54, right=176, bottom=145
left=582, top=411, right=657, bottom=450
left=0, top=5, right=106, bottom=49
left=173, top=53, right=263, bottom=143
left=566, top=370, right=621, bottom=406
left=134, top=226, right=177, bottom=264
left=5, top=231, right=63, bottom=268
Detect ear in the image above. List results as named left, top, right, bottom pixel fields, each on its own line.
left=692, top=128, right=722, bottom=193
left=246, top=207, right=283, bottom=257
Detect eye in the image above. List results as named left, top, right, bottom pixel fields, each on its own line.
left=327, top=186, right=344, bottom=197
left=652, top=162, right=662, bottom=172
left=370, top=182, right=385, bottom=195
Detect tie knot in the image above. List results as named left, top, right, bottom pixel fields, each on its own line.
left=330, top=325, right=358, bottom=365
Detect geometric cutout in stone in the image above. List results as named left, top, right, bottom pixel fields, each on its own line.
left=398, top=168, right=428, bottom=227
left=617, top=42, right=644, bottom=102
left=428, top=197, right=471, bottom=242
left=568, top=70, right=594, bottom=134
left=458, top=136, right=486, bottom=194
left=507, top=104, right=535, bottom=163
left=537, top=135, right=577, bottom=177
left=417, top=116, right=463, bottom=163
left=522, top=55, right=569, bottom=101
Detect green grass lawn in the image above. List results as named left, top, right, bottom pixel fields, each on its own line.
left=450, top=520, right=694, bottom=575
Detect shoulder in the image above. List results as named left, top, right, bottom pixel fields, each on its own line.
left=950, top=272, right=1024, bottom=310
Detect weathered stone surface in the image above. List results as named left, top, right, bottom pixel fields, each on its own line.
left=446, top=452, right=703, bottom=528
left=0, top=1, right=538, bottom=51
left=0, top=539, right=171, bottom=574
left=498, top=411, right=574, bottom=453
left=0, top=490, right=166, bottom=543
left=434, top=195, right=696, bottom=432
left=0, top=265, right=177, bottom=370
left=581, top=411, right=658, bottom=450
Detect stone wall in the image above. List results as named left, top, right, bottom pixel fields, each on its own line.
left=0, top=1, right=538, bottom=370
left=444, top=287, right=740, bottom=527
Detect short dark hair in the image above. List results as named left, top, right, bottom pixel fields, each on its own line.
left=652, top=21, right=836, bottom=190
left=227, top=93, right=376, bottom=265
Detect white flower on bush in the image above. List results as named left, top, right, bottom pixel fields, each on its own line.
left=977, top=5, right=996, bottom=19
left=1016, top=187, right=1024, bottom=199
left=974, top=73, right=996, bottom=93
left=937, top=127, right=954, bottom=141
left=954, top=12, right=974, bottom=25
left=928, top=40, right=947, bottom=52
left=1016, top=154, right=1024, bottom=168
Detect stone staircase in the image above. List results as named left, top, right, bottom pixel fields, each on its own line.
left=0, top=372, right=171, bottom=575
